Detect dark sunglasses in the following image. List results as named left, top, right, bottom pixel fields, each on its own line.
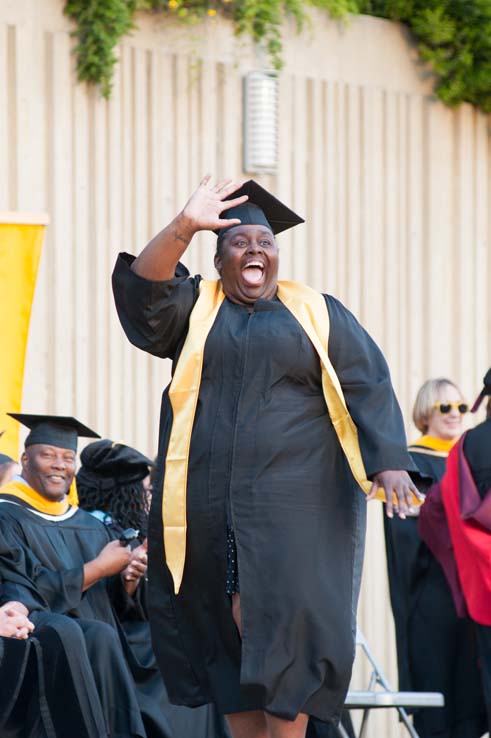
left=433, top=402, right=469, bottom=415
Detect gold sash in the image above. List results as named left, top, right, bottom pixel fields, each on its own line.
left=0, top=480, right=70, bottom=515
left=408, top=434, right=456, bottom=458
left=163, top=280, right=225, bottom=594
left=163, top=279, right=416, bottom=594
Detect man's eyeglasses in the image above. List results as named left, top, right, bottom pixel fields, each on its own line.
left=433, top=402, right=469, bottom=415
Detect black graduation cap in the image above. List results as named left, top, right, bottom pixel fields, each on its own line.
left=470, top=368, right=491, bottom=413
left=8, top=414, right=100, bottom=451
left=78, top=439, right=153, bottom=485
left=215, top=180, right=304, bottom=238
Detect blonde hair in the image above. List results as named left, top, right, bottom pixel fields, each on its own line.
left=412, top=378, right=462, bottom=433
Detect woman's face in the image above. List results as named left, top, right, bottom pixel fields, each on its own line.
left=214, top=224, right=279, bottom=306
left=426, top=383, right=466, bottom=441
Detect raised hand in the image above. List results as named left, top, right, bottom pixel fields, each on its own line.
left=180, top=176, right=248, bottom=235
left=131, top=176, right=249, bottom=281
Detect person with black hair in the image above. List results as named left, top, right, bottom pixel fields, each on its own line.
left=0, top=415, right=173, bottom=738
left=77, top=439, right=230, bottom=738
left=112, top=177, right=421, bottom=738
left=77, top=439, right=153, bottom=541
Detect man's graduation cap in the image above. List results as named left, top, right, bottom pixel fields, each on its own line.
left=215, top=180, right=304, bottom=239
left=8, top=413, right=100, bottom=451
left=470, top=368, right=491, bottom=413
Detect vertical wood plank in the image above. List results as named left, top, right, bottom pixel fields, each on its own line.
left=405, top=93, right=424, bottom=432
left=291, top=76, right=307, bottom=284
left=50, top=31, right=74, bottom=412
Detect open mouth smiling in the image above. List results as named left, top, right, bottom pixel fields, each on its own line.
left=241, top=259, right=265, bottom=286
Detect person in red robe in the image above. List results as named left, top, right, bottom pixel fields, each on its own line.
left=419, top=368, right=491, bottom=732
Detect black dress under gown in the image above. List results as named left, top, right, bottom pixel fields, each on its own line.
left=112, top=254, right=416, bottom=725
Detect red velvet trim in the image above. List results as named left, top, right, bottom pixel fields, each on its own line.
left=442, top=437, right=491, bottom=625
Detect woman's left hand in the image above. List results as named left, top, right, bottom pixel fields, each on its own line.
left=367, top=470, right=423, bottom=519
left=122, top=541, right=148, bottom=594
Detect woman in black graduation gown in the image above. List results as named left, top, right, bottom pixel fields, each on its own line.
left=77, top=439, right=229, bottom=738
left=384, top=378, right=486, bottom=738
left=112, top=177, right=420, bottom=738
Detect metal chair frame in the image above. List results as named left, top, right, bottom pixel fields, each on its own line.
left=337, top=629, right=444, bottom=738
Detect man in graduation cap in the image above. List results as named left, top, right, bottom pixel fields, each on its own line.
left=112, top=177, right=421, bottom=738
left=0, top=414, right=173, bottom=738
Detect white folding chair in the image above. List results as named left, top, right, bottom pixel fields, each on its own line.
left=338, top=629, right=444, bottom=738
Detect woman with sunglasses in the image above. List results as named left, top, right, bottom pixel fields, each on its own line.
left=384, top=378, right=486, bottom=738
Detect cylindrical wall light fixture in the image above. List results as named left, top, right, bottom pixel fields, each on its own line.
left=243, top=71, right=279, bottom=174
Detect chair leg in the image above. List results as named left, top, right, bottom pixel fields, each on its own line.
left=396, top=707, right=420, bottom=738
left=358, top=709, right=370, bottom=738
left=335, top=723, right=351, bottom=738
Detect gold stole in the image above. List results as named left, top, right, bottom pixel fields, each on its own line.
left=0, top=479, right=70, bottom=515
left=409, top=435, right=456, bottom=458
left=164, top=280, right=415, bottom=594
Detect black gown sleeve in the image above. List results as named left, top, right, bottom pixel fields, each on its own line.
left=111, top=252, right=201, bottom=360
left=408, top=450, right=445, bottom=487
left=325, top=295, right=417, bottom=478
left=463, top=420, right=491, bottom=499
left=0, top=517, right=84, bottom=613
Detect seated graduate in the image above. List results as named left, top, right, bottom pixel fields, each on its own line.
left=77, top=438, right=230, bottom=738
left=0, top=414, right=173, bottom=738
left=77, top=439, right=153, bottom=541
left=0, top=592, right=110, bottom=738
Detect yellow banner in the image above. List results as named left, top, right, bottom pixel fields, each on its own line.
left=0, top=220, right=46, bottom=459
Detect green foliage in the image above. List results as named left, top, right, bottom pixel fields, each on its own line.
left=64, top=0, right=491, bottom=112
left=358, top=0, right=491, bottom=112
left=64, top=0, right=137, bottom=98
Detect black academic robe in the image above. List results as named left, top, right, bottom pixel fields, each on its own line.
left=384, top=445, right=486, bottom=738
left=462, top=418, right=491, bottom=732
left=0, top=610, right=108, bottom=738
left=383, top=445, right=446, bottom=692
left=90, top=511, right=230, bottom=738
left=0, top=498, right=173, bottom=738
left=112, top=254, right=415, bottom=724
left=464, top=418, right=491, bottom=499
